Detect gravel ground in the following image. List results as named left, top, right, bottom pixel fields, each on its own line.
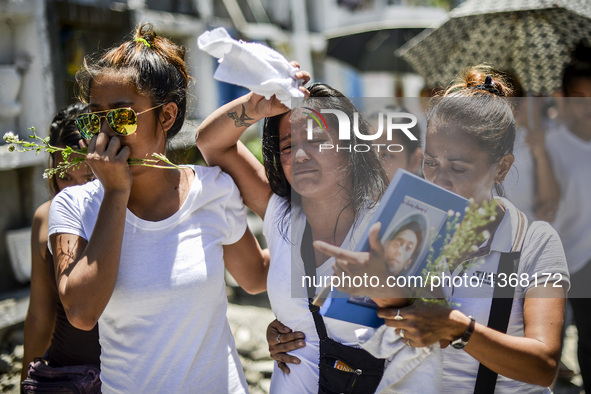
left=0, top=293, right=585, bottom=394
left=0, top=325, right=23, bottom=394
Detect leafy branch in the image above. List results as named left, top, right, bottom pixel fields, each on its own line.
left=3, top=130, right=181, bottom=179
left=416, top=199, right=499, bottom=301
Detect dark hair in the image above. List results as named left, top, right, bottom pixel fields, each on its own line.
left=562, top=42, right=591, bottom=97
left=76, top=23, right=189, bottom=139
left=262, top=82, right=388, bottom=235
left=48, top=102, right=89, bottom=195
left=500, top=70, right=524, bottom=98
left=426, top=65, right=516, bottom=165
left=385, top=220, right=423, bottom=265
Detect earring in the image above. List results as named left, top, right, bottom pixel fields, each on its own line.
left=495, top=182, right=505, bottom=197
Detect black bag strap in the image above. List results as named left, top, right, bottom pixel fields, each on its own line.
left=473, top=212, right=530, bottom=394
left=473, top=251, right=520, bottom=394
left=301, top=221, right=329, bottom=340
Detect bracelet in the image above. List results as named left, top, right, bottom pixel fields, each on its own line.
left=450, top=316, right=475, bottom=350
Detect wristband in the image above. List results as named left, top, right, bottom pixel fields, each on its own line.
left=451, top=316, right=475, bottom=349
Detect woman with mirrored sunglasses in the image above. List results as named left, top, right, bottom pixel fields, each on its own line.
left=75, top=104, right=164, bottom=139
left=22, top=103, right=100, bottom=389
left=47, top=23, right=268, bottom=393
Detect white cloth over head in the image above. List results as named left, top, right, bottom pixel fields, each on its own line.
left=197, top=27, right=304, bottom=107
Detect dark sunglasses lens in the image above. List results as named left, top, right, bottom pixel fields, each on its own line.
left=76, top=114, right=100, bottom=139
left=107, top=108, right=137, bottom=136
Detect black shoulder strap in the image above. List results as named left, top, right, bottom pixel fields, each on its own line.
left=473, top=251, right=520, bottom=394
left=473, top=212, right=530, bottom=393
left=301, top=222, right=329, bottom=340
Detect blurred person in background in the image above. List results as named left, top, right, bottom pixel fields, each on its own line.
left=498, top=70, right=560, bottom=222
left=21, top=103, right=100, bottom=388
left=546, top=42, right=591, bottom=393
left=367, top=104, right=422, bottom=182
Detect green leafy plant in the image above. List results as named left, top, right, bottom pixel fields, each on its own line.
left=3, top=130, right=181, bottom=179
left=416, top=198, right=499, bottom=301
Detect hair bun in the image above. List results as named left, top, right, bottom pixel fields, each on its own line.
left=443, top=65, right=513, bottom=97
left=135, top=23, right=157, bottom=48
left=469, top=75, right=505, bottom=96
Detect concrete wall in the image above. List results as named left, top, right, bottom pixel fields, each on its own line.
left=0, top=0, right=55, bottom=291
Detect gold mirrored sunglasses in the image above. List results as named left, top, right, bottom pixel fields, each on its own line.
left=75, top=104, right=164, bottom=139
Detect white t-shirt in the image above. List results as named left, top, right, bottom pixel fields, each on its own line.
left=264, top=194, right=438, bottom=393
left=546, top=124, right=591, bottom=274
left=441, top=198, right=569, bottom=393
left=48, top=165, right=248, bottom=394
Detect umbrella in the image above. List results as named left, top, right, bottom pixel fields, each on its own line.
left=326, top=25, right=427, bottom=72
left=397, top=0, right=591, bottom=94
left=325, top=8, right=446, bottom=73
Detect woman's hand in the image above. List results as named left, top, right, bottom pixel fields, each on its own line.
left=266, top=319, right=306, bottom=374
left=194, top=60, right=310, bottom=219
left=382, top=290, right=566, bottom=386
left=86, top=132, right=131, bottom=194
left=313, top=223, right=409, bottom=300
left=248, top=62, right=311, bottom=119
left=378, top=300, right=471, bottom=348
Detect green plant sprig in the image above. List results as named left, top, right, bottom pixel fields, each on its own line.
left=415, top=199, right=499, bottom=303
left=3, top=130, right=181, bottom=179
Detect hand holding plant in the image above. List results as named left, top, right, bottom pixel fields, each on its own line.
left=3, top=130, right=181, bottom=179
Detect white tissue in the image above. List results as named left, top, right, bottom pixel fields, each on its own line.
left=197, top=27, right=304, bottom=107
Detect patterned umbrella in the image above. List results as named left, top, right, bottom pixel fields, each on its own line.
left=397, top=0, right=591, bottom=94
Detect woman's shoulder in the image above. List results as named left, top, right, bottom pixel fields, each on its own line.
left=499, top=198, right=557, bottom=246
left=500, top=198, right=566, bottom=266
left=520, top=219, right=567, bottom=271
left=191, top=164, right=238, bottom=191
left=55, top=179, right=102, bottom=201
left=519, top=219, right=570, bottom=289
left=526, top=220, right=560, bottom=240
left=50, top=180, right=103, bottom=216
left=262, top=194, right=291, bottom=239
left=32, top=200, right=53, bottom=256
left=265, top=193, right=288, bottom=216
left=34, top=200, right=52, bottom=224
left=33, top=200, right=52, bottom=235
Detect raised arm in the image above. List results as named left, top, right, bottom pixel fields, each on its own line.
left=528, top=136, right=560, bottom=222
left=196, top=93, right=274, bottom=218
left=195, top=69, right=310, bottom=219
left=524, top=102, right=560, bottom=222
left=50, top=133, right=132, bottom=331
